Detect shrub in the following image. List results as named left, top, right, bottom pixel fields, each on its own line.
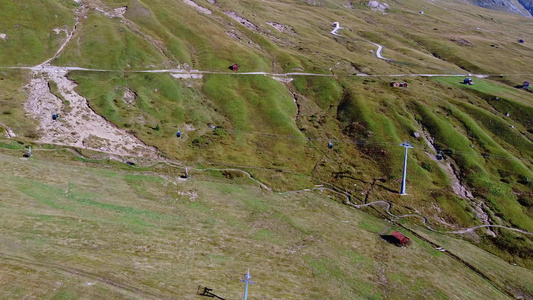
left=421, top=162, right=432, bottom=171
left=518, top=197, right=533, bottom=208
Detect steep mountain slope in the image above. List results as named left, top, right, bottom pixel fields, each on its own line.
left=0, top=0, right=532, bottom=298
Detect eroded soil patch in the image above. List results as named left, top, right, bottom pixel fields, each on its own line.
left=24, top=67, right=157, bottom=157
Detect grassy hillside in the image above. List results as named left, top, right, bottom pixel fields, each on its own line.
left=0, top=0, right=532, bottom=297
left=0, top=0, right=75, bottom=66
left=0, top=146, right=531, bottom=299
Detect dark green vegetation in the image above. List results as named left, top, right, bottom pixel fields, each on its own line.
left=0, top=0, right=533, bottom=298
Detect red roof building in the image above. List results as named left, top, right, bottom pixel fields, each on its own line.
left=229, top=63, right=239, bottom=71
left=391, top=230, right=411, bottom=246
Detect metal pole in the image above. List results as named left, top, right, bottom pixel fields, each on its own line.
left=399, top=141, right=413, bottom=195
left=240, top=268, right=253, bottom=300
left=244, top=278, right=249, bottom=300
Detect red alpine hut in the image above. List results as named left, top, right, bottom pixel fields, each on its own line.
left=229, top=63, right=239, bottom=71
left=391, top=230, right=411, bottom=246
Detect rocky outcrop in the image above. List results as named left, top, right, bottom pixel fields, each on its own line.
left=517, top=0, right=533, bottom=15
left=367, top=1, right=389, bottom=12
left=468, top=0, right=532, bottom=17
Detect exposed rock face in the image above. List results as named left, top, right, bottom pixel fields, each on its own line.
left=517, top=0, right=533, bottom=15
left=224, top=11, right=259, bottom=31
left=367, top=1, right=389, bottom=12
left=468, top=0, right=532, bottom=17
left=266, top=22, right=296, bottom=35
left=24, top=67, right=157, bottom=157
left=183, top=0, right=212, bottom=15
left=300, top=0, right=323, bottom=5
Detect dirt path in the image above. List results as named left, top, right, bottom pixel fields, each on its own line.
left=369, top=42, right=390, bottom=61
left=237, top=172, right=531, bottom=235
left=40, top=4, right=86, bottom=66
left=330, top=22, right=341, bottom=36
left=278, top=184, right=531, bottom=236
left=330, top=22, right=391, bottom=61
left=2, top=65, right=499, bottom=78
left=274, top=181, right=530, bottom=235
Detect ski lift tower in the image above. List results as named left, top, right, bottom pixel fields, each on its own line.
left=240, top=268, right=254, bottom=300
left=399, top=140, right=413, bottom=195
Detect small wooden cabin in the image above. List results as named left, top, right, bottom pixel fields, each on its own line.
left=391, top=230, right=411, bottom=246
left=391, top=82, right=408, bottom=88
left=229, top=63, right=239, bottom=71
